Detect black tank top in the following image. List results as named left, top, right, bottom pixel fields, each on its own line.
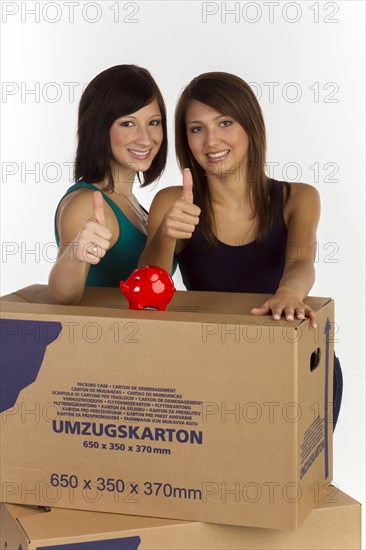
left=176, top=180, right=288, bottom=294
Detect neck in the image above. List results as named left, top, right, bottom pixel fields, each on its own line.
left=110, top=161, right=137, bottom=196
left=207, top=168, right=251, bottom=208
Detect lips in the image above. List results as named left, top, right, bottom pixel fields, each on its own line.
left=206, top=149, right=230, bottom=163
left=128, top=149, right=152, bottom=160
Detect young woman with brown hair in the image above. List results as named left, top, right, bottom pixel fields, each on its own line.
left=48, top=65, right=167, bottom=304
left=139, top=71, right=342, bottom=427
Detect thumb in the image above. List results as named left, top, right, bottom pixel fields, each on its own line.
left=93, top=191, right=105, bottom=225
left=181, top=168, right=193, bottom=204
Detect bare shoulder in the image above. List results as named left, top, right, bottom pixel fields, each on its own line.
left=288, top=182, right=320, bottom=203
left=152, top=186, right=182, bottom=204
left=286, top=182, right=320, bottom=219
left=56, top=188, right=96, bottom=243
left=58, top=188, right=94, bottom=221
left=150, top=186, right=182, bottom=213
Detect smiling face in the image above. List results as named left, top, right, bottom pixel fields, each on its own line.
left=185, top=100, right=249, bottom=179
left=109, top=98, right=163, bottom=174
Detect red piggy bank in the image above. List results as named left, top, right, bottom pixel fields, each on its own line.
left=120, top=266, right=176, bottom=311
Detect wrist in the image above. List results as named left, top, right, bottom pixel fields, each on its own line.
left=276, top=286, right=305, bottom=300
left=160, top=222, right=178, bottom=243
left=67, top=240, right=91, bottom=265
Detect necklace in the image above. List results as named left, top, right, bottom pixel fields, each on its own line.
left=103, top=184, right=148, bottom=227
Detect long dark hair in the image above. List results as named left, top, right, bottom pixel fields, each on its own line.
left=75, top=65, right=167, bottom=190
left=175, top=71, right=283, bottom=246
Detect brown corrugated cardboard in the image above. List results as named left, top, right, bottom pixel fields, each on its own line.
left=0, top=488, right=361, bottom=549
left=0, top=286, right=334, bottom=529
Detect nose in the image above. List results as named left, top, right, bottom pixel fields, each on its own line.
left=134, top=125, right=152, bottom=148
left=205, top=126, right=220, bottom=149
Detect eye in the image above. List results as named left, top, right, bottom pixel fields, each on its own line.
left=120, top=121, right=134, bottom=127
left=135, top=276, right=140, bottom=281
left=149, top=119, right=161, bottom=126
left=220, top=120, right=232, bottom=127
left=190, top=126, right=203, bottom=134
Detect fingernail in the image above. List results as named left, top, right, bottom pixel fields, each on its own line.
left=287, top=315, right=294, bottom=321
left=273, top=314, right=280, bottom=320
left=311, top=322, right=318, bottom=329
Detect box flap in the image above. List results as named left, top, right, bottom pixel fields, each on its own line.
left=8, top=488, right=360, bottom=542
left=4, top=502, right=44, bottom=521
left=16, top=507, right=189, bottom=542
left=1, top=285, right=332, bottom=325
left=0, top=285, right=55, bottom=305
left=315, top=487, right=361, bottom=510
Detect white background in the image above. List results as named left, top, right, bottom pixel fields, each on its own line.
left=1, top=0, right=365, bottom=543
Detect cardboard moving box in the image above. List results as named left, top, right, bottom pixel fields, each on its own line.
left=1, top=286, right=334, bottom=529
left=0, top=488, right=361, bottom=550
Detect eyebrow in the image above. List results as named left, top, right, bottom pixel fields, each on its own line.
left=120, top=114, right=162, bottom=119
left=186, top=114, right=228, bottom=124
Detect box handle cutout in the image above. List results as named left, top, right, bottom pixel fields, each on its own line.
left=37, top=505, right=52, bottom=512
left=310, top=348, right=321, bottom=371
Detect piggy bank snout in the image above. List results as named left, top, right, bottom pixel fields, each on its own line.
left=120, top=281, right=128, bottom=292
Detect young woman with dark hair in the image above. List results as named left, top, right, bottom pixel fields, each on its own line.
left=139, top=71, right=342, bottom=428
left=48, top=64, right=167, bottom=304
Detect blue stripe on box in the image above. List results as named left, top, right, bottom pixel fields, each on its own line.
left=0, top=319, right=62, bottom=413
left=324, top=317, right=331, bottom=479
left=37, top=536, right=141, bottom=550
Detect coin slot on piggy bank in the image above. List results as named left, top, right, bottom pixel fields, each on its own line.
left=120, top=266, right=176, bottom=311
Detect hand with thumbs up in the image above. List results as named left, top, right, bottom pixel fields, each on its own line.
left=74, top=191, right=113, bottom=264
left=49, top=190, right=114, bottom=304
left=162, top=168, right=201, bottom=240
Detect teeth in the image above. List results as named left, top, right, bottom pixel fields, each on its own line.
left=207, top=150, right=229, bottom=158
left=129, top=150, right=150, bottom=156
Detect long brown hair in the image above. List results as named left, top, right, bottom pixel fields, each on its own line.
left=75, top=65, right=167, bottom=190
left=175, top=72, right=281, bottom=246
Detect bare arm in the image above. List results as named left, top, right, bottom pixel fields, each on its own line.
left=139, top=169, right=200, bottom=273
left=252, top=183, right=320, bottom=326
left=48, top=191, right=112, bottom=304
